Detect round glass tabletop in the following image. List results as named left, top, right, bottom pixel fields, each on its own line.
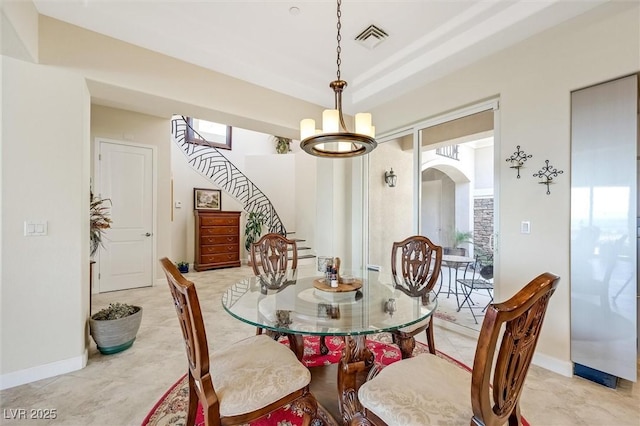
left=221, top=269, right=437, bottom=337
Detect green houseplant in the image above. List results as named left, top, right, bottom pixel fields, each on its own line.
left=453, top=230, right=473, bottom=249
left=89, top=302, right=143, bottom=355
left=444, top=230, right=473, bottom=256
left=90, top=192, right=112, bottom=257
left=273, top=136, right=292, bottom=154
left=244, top=212, right=266, bottom=252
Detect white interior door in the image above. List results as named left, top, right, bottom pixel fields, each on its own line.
left=96, top=140, right=154, bottom=292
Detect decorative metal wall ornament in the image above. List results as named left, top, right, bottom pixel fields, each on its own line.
left=533, top=160, right=564, bottom=195
left=505, top=145, right=532, bottom=178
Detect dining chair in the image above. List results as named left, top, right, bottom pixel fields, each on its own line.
left=457, top=254, right=494, bottom=324
left=159, top=257, right=319, bottom=426
left=250, top=232, right=298, bottom=289
left=352, top=272, right=560, bottom=426
left=390, top=235, right=442, bottom=359
left=250, top=233, right=297, bottom=337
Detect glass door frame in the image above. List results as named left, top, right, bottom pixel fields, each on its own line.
left=364, top=98, right=501, bottom=297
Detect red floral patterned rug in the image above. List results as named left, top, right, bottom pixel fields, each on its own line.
left=142, top=335, right=528, bottom=426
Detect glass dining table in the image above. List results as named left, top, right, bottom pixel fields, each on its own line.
left=221, top=268, right=437, bottom=424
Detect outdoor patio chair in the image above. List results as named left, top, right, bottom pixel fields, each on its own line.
left=457, top=255, right=494, bottom=324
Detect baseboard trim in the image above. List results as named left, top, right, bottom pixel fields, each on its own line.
left=434, top=318, right=573, bottom=378
left=0, top=350, right=88, bottom=390
left=433, top=316, right=480, bottom=339
left=532, top=351, right=573, bottom=377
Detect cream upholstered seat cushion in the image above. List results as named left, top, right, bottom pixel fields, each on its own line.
left=211, top=334, right=311, bottom=417
left=358, top=353, right=471, bottom=426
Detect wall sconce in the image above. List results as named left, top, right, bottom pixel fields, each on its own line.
left=533, top=159, right=564, bottom=195
left=384, top=169, right=397, bottom=187
left=505, top=145, right=532, bottom=179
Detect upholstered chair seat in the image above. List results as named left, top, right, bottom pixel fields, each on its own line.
left=352, top=272, right=560, bottom=426
left=211, top=334, right=311, bottom=417
left=358, top=353, right=470, bottom=425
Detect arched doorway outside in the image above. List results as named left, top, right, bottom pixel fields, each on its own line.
left=368, top=98, right=499, bottom=333
left=421, top=136, right=495, bottom=332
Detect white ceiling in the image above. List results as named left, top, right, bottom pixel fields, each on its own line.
left=33, top=0, right=607, bottom=114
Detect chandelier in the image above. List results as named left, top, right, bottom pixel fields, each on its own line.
left=299, top=0, right=377, bottom=158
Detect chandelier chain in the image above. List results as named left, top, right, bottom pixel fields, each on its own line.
left=336, top=0, right=342, bottom=81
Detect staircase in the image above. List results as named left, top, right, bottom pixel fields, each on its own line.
left=171, top=116, right=317, bottom=264
left=287, top=232, right=316, bottom=266
left=171, top=116, right=286, bottom=234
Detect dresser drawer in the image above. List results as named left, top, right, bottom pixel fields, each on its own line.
left=201, top=235, right=239, bottom=245
left=200, top=226, right=238, bottom=236
left=200, top=253, right=239, bottom=264
left=201, top=244, right=238, bottom=255
left=201, top=216, right=239, bottom=227
left=194, top=211, right=241, bottom=271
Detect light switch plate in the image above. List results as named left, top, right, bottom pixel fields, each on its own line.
left=521, top=221, right=531, bottom=234
left=24, top=221, right=48, bottom=236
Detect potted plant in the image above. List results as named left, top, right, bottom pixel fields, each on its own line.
left=444, top=230, right=473, bottom=256
left=90, top=192, right=112, bottom=257
left=177, top=261, right=189, bottom=273
left=244, top=211, right=266, bottom=254
left=273, top=136, right=292, bottom=154
left=89, top=302, right=143, bottom=355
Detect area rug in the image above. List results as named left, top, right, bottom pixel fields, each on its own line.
left=142, top=335, right=528, bottom=426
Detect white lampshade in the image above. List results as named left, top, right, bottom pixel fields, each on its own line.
left=300, top=119, right=316, bottom=140
left=323, top=110, right=340, bottom=132
left=355, top=113, right=372, bottom=135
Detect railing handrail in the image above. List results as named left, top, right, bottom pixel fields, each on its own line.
left=171, top=116, right=286, bottom=235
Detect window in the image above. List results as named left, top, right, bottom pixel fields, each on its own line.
left=186, top=117, right=232, bottom=150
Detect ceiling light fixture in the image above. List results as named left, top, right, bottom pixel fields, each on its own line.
left=299, top=0, right=377, bottom=158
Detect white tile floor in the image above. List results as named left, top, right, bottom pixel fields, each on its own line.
left=0, top=265, right=638, bottom=425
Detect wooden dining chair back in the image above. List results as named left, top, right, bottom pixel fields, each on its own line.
left=354, top=272, right=560, bottom=426
left=160, top=258, right=212, bottom=426
left=389, top=235, right=442, bottom=358
left=159, top=257, right=318, bottom=426
left=250, top=233, right=297, bottom=288
left=470, top=272, right=559, bottom=426
left=391, top=235, right=442, bottom=296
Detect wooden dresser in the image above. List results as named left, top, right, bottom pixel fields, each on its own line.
left=194, top=211, right=241, bottom=271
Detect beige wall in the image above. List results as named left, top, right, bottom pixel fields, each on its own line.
left=37, top=15, right=324, bottom=142
left=90, top=105, right=172, bottom=285
left=368, top=139, right=414, bottom=270
left=370, top=2, right=640, bottom=373
left=1, top=57, right=90, bottom=387
left=1, top=1, right=39, bottom=62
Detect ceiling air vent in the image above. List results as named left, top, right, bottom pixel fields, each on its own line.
left=355, top=24, right=389, bottom=49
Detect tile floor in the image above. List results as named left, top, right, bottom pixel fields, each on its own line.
left=1, top=265, right=638, bottom=425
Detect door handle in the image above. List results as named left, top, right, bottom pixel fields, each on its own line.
left=143, top=232, right=152, bottom=237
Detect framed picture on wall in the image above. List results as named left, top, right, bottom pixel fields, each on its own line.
left=194, top=188, right=221, bottom=211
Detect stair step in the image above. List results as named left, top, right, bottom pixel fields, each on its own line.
left=297, top=254, right=316, bottom=260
